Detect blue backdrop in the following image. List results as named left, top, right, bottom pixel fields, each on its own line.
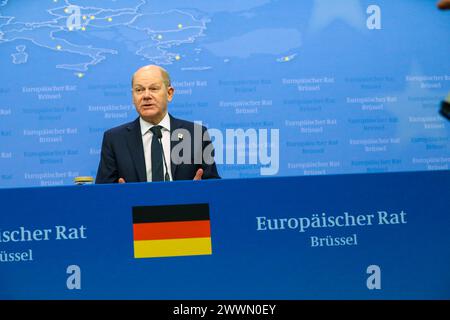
left=1, top=0, right=449, bottom=187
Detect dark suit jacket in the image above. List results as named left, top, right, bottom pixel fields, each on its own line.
left=95, top=115, right=220, bottom=183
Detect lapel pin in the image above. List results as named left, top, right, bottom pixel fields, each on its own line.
left=178, top=133, right=183, bottom=140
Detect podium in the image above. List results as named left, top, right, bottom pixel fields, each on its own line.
left=0, top=171, right=449, bottom=299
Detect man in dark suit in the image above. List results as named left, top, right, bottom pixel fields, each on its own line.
left=95, top=65, right=220, bottom=184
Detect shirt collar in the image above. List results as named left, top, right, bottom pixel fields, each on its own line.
left=140, top=113, right=171, bottom=136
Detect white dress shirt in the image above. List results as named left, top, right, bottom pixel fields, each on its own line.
left=140, top=113, right=172, bottom=182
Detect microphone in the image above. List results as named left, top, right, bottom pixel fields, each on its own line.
left=153, top=126, right=170, bottom=181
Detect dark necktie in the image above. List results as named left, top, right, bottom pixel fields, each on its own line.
left=150, top=125, right=164, bottom=182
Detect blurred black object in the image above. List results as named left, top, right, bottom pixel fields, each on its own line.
left=440, top=100, right=450, bottom=121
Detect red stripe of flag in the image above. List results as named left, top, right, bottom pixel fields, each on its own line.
left=133, top=220, right=211, bottom=241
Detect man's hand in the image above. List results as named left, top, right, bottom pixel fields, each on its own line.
left=438, top=0, right=450, bottom=9
left=118, top=178, right=126, bottom=183
left=193, top=168, right=203, bottom=180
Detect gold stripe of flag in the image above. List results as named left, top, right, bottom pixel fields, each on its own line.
left=134, top=237, right=212, bottom=258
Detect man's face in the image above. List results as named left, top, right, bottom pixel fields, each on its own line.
left=132, top=66, right=174, bottom=124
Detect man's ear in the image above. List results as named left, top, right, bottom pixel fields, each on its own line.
left=167, top=87, right=175, bottom=101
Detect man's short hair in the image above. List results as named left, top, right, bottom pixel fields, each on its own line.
left=131, top=65, right=171, bottom=88
left=159, top=67, right=171, bottom=87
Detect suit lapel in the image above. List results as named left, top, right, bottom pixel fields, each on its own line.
left=126, top=118, right=147, bottom=182
left=170, top=115, right=185, bottom=179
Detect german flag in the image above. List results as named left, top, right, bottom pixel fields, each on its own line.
left=132, top=204, right=212, bottom=258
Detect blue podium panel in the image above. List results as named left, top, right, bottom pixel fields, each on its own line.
left=0, top=171, right=449, bottom=299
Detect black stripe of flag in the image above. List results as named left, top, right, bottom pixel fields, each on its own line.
left=132, top=203, right=210, bottom=223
